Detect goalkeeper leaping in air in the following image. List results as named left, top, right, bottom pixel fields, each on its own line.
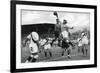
left=52, top=11, right=74, bottom=45
left=52, top=11, right=74, bottom=58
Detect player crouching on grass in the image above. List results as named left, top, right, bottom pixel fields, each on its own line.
left=24, top=31, right=40, bottom=63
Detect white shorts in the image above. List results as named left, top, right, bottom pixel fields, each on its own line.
left=78, top=43, right=82, bottom=47
left=30, top=53, right=39, bottom=58
left=29, top=41, right=39, bottom=54
left=82, top=38, right=89, bottom=45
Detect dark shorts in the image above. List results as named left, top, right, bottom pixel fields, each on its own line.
left=54, top=31, right=60, bottom=38
left=32, top=52, right=38, bottom=55
left=62, top=40, right=69, bottom=49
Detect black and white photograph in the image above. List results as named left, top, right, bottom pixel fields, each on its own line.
left=11, top=1, right=97, bottom=72
left=21, top=10, right=90, bottom=63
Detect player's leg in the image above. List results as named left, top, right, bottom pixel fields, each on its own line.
left=46, top=49, right=52, bottom=58
left=31, top=53, right=38, bottom=62
left=61, top=40, right=65, bottom=56
left=68, top=41, right=74, bottom=47
left=49, top=50, right=52, bottom=57
left=84, top=44, right=88, bottom=56
left=58, top=38, right=61, bottom=47
left=86, top=45, right=88, bottom=56
left=44, top=49, right=47, bottom=57
left=78, top=46, right=81, bottom=53
left=82, top=44, right=85, bottom=56
left=51, top=39, right=55, bottom=46
left=67, top=46, right=72, bottom=58
left=31, top=58, right=37, bottom=62
left=25, top=54, right=34, bottom=63
left=61, top=49, right=65, bottom=56
left=51, top=31, right=59, bottom=46
left=62, top=47, right=67, bottom=56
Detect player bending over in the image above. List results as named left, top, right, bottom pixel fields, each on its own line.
left=24, top=31, right=40, bottom=63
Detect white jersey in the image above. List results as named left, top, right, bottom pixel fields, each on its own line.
left=39, top=39, right=47, bottom=46
left=27, top=32, right=39, bottom=53
left=44, top=44, right=51, bottom=50
left=81, top=36, right=89, bottom=45
left=61, top=31, right=69, bottom=39
left=39, top=38, right=52, bottom=50
left=61, top=24, right=69, bottom=32
left=77, top=36, right=89, bottom=47
left=29, top=40, right=39, bottom=53
left=77, top=38, right=82, bottom=47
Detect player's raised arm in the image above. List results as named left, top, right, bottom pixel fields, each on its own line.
left=53, top=11, right=62, bottom=25
left=23, top=34, right=31, bottom=47
left=53, top=11, right=58, bottom=19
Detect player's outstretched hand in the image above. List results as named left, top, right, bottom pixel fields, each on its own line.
left=71, top=27, right=74, bottom=29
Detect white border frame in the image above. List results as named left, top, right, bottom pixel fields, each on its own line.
left=16, top=4, right=94, bottom=69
